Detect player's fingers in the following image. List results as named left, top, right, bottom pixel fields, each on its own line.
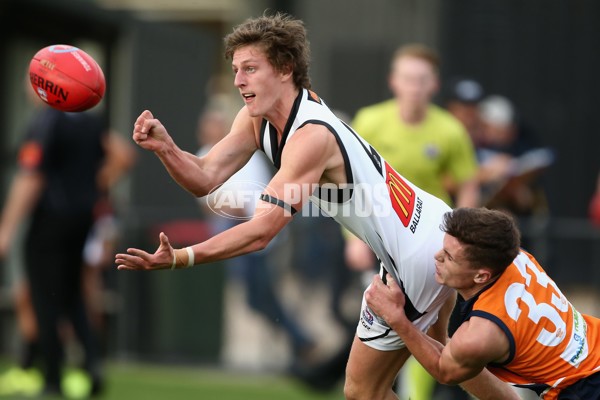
left=387, top=276, right=398, bottom=288
left=114, top=253, right=140, bottom=264
left=135, top=110, right=153, bottom=124
left=133, top=122, right=144, bottom=133
left=134, top=111, right=153, bottom=130
left=115, top=252, right=155, bottom=271
left=371, top=273, right=384, bottom=287
left=387, top=278, right=405, bottom=298
left=159, top=232, right=171, bottom=248
left=114, top=250, right=148, bottom=270
left=132, top=120, right=149, bottom=142
left=132, top=131, right=148, bottom=143
left=141, top=118, right=156, bottom=135
left=126, top=247, right=151, bottom=259
left=115, top=254, right=140, bottom=270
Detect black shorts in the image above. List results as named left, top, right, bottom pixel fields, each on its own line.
left=558, top=370, right=600, bottom=400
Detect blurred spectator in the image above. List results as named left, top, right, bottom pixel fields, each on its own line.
left=352, top=44, right=480, bottom=209
left=0, top=82, right=133, bottom=397
left=589, top=172, right=600, bottom=226
left=443, top=76, right=486, bottom=147
left=83, top=131, right=137, bottom=333
left=477, top=95, right=554, bottom=218
left=195, top=98, right=317, bottom=366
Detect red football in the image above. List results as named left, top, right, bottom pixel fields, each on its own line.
left=29, top=44, right=106, bottom=112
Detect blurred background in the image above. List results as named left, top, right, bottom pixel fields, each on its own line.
left=0, top=0, right=599, bottom=399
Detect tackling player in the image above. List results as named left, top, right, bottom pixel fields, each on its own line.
left=366, top=207, right=600, bottom=399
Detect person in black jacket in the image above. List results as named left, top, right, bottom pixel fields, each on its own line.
left=0, top=88, right=133, bottom=396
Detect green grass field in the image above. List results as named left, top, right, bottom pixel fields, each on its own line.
left=103, top=363, right=345, bottom=400
left=0, top=359, right=345, bottom=400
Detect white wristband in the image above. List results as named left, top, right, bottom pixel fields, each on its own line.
left=186, top=246, right=195, bottom=267
left=171, top=252, right=177, bottom=270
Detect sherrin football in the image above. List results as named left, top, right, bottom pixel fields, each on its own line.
left=29, top=44, right=106, bottom=112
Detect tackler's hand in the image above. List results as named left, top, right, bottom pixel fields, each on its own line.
left=365, top=274, right=408, bottom=328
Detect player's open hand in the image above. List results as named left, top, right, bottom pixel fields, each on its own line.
left=365, top=274, right=407, bottom=329
left=115, top=232, right=174, bottom=271
left=132, top=110, right=172, bottom=152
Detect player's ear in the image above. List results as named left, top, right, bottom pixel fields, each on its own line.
left=280, top=64, right=293, bottom=82
left=474, top=269, right=493, bottom=284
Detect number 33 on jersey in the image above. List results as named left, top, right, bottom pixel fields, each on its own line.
left=471, top=250, right=600, bottom=398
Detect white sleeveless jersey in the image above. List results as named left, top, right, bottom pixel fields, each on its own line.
left=260, top=89, right=453, bottom=320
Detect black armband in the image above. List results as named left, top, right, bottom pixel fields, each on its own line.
left=259, top=193, right=298, bottom=215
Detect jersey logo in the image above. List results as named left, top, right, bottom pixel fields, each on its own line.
left=385, top=161, right=415, bottom=227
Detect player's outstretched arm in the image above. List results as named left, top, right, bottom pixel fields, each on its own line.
left=115, top=204, right=290, bottom=271
left=116, top=122, right=337, bottom=271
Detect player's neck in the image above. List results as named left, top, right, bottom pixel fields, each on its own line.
left=458, top=286, right=484, bottom=301
left=397, top=102, right=428, bottom=125
left=265, top=87, right=300, bottom=137
left=458, top=274, right=501, bottom=300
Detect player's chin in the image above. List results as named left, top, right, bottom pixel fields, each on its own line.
left=245, top=103, right=261, bottom=117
